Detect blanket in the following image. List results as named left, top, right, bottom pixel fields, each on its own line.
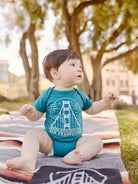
left=28, top=166, right=122, bottom=184
left=0, top=110, right=131, bottom=184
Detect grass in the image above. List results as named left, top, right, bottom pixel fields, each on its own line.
left=0, top=97, right=33, bottom=115
left=0, top=100, right=137, bottom=183
left=116, top=110, right=138, bottom=184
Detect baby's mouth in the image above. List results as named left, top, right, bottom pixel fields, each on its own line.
left=77, top=75, right=82, bottom=78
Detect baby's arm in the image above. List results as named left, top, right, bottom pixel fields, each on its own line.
left=85, top=92, right=118, bottom=115
left=20, top=104, right=43, bottom=121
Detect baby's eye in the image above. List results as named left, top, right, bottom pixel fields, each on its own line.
left=70, top=63, right=75, bottom=67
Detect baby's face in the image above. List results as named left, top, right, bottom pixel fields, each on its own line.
left=57, top=58, right=84, bottom=87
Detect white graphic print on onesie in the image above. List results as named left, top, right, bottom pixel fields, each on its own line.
left=48, top=98, right=82, bottom=137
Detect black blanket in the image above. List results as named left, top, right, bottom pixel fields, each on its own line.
left=28, top=166, right=122, bottom=184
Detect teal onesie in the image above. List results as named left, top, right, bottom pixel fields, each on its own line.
left=34, top=87, right=92, bottom=157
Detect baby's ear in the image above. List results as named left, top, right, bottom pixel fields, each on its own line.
left=50, top=68, right=59, bottom=80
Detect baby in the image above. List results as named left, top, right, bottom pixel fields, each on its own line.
left=6, top=49, right=118, bottom=172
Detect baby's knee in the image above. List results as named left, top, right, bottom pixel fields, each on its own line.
left=94, top=136, right=103, bottom=151
left=98, top=138, right=103, bottom=151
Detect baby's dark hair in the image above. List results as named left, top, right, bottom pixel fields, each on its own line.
left=43, top=49, right=80, bottom=81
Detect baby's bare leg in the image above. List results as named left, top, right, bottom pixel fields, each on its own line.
left=76, top=136, right=103, bottom=161
left=6, top=129, right=53, bottom=171
left=63, top=136, right=103, bottom=165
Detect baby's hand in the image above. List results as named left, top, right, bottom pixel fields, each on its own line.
left=20, top=104, right=34, bottom=117
left=104, top=92, right=118, bottom=104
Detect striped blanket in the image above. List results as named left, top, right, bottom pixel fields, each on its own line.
left=0, top=110, right=130, bottom=184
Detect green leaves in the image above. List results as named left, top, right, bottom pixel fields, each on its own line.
left=123, top=50, right=138, bottom=74
left=22, top=0, right=46, bottom=28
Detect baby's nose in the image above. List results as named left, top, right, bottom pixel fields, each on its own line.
left=76, top=66, right=82, bottom=72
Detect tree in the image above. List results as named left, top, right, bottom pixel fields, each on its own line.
left=122, top=49, right=138, bottom=74
left=50, top=0, right=138, bottom=100
left=90, top=0, right=138, bottom=99
left=19, top=0, right=47, bottom=100
left=51, top=0, right=107, bottom=98
left=0, top=0, right=47, bottom=100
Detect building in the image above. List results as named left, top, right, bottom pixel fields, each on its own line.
left=82, top=52, right=138, bottom=100
left=102, top=57, right=138, bottom=98
left=0, top=60, right=9, bottom=83
left=102, top=61, right=129, bottom=96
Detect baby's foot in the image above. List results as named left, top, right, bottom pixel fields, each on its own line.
left=63, top=149, right=82, bottom=165
left=6, top=157, right=35, bottom=172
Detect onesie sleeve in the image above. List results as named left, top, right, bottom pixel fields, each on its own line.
left=33, top=89, right=50, bottom=113
left=75, top=88, right=93, bottom=111
left=82, top=93, right=93, bottom=111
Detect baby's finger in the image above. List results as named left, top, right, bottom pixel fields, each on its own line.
left=111, top=93, right=118, bottom=99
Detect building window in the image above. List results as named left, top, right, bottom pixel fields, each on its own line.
left=111, top=69, right=115, bottom=72
left=0, top=64, right=8, bottom=73
left=119, top=91, right=129, bottom=95
left=126, top=80, right=128, bottom=86
left=112, top=80, right=115, bottom=86
left=120, top=80, right=123, bottom=86
left=106, top=79, right=110, bottom=86
left=0, top=73, right=8, bottom=83
left=0, top=63, right=8, bottom=83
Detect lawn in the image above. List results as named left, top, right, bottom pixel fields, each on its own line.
left=116, top=110, right=138, bottom=184
left=0, top=97, right=33, bottom=115
left=0, top=100, right=137, bottom=184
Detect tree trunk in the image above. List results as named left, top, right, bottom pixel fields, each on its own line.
left=91, top=57, right=102, bottom=101
left=70, top=27, right=90, bottom=97
left=62, top=1, right=91, bottom=97
left=20, top=32, right=31, bottom=95
left=27, top=24, right=39, bottom=100
left=19, top=23, right=39, bottom=100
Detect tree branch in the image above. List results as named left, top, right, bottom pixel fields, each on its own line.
left=104, top=42, right=127, bottom=52
left=108, top=23, right=126, bottom=44
left=62, top=0, right=71, bottom=22
left=73, top=0, right=107, bottom=18
left=108, top=10, right=131, bottom=44
left=105, top=36, right=138, bottom=52
left=78, top=21, right=88, bottom=36
left=102, top=45, right=138, bottom=68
